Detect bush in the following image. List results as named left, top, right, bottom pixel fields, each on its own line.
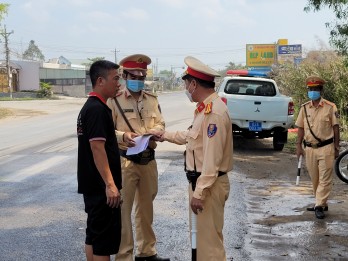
left=271, top=52, right=348, bottom=137
left=37, top=82, right=53, bottom=98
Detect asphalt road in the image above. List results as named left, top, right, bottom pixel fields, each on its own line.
left=1, top=92, right=348, bottom=261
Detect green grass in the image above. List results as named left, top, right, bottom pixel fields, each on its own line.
left=0, top=96, right=60, bottom=101
left=284, top=132, right=297, bottom=153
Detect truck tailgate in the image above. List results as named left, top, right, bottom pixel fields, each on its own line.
left=225, top=95, right=291, bottom=123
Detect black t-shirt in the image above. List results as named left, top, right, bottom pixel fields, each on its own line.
left=77, top=96, right=121, bottom=195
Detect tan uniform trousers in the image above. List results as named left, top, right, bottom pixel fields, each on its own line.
left=305, top=144, right=334, bottom=207
left=116, top=158, right=158, bottom=261
left=189, top=174, right=230, bottom=261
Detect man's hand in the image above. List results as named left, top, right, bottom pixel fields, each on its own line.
left=123, top=132, right=138, bottom=147
left=191, top=196, right=203, bottom=215
left=296, top=144, right=304, bottom=159
left=147, top=130, right=165, bottom=142
left=105, top=185, right=122, bottom=208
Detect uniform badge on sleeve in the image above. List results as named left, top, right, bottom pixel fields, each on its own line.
left=207, top=124, right=217, bottom=138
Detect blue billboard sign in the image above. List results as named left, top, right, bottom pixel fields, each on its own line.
left=278, top=45, right=302, bottom=54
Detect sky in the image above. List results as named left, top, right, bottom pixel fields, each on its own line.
left=3, top=0, right=337, bottom=73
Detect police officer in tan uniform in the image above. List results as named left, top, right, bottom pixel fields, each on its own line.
left=296, top=75, right=340, bottom=219
left=106, top=54, right=169, bottom=261
left=151, top=56, right=233, bottom=261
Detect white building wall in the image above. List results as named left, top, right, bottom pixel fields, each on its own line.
left=15, top=60, right=40, bottom=91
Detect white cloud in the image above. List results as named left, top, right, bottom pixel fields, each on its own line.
left=121, top=8, right=149, bottom=21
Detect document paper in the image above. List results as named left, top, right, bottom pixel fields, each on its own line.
left=126, top=134, right=153, bottom=155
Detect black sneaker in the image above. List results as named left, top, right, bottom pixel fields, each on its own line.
left=135, top=254, right=170, bottom=261
left=307, top=206, right=328, bottom=211
left=315, top=206, right=325, bottom=219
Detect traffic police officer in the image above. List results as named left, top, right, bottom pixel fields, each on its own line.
left=295, top=75, right=340, bottom=219
left=106, top=54, right=169, bottom=261
left=153, top=56, right=233, bottom=260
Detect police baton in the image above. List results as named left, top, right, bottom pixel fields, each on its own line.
left=191, top=182, right=197, bottom=261
left=296, top=155, right=303, bottom=186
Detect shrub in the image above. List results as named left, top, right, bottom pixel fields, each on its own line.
left=37, top=82, right=53, bottom=98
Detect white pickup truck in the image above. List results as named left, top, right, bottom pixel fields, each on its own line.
left=217, top=73, right=294, bottom=151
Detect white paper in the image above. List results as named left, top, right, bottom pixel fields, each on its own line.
left=126, top=134, right=153, bottom=155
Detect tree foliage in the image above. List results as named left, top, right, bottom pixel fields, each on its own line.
left=217, top=62, right=246, bottom=76
left=0, top=3, right=9, bottom=23
left=22, top=40, right=45, bottom=61
left=82, top=57, right=105, bottom=68
left=271, top=51, right=348, bottom=131
left=305, top=0, right=348, bottom=55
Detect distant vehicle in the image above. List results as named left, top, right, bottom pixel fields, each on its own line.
left=217, top=70, right=294, bottom=151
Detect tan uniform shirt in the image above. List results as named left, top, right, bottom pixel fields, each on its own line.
left=106, top=88, right=165, bottom=150
left=164, top=92, right=233, bottom=199
left=295, top=98, right=339, bottom=143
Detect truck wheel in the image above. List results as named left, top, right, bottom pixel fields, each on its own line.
left=273, top=140, right=284, bottom=151
left=273, top=131, right=285, bottom=151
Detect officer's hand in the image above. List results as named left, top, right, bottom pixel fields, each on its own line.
left=296, top=145, right=304, bottom=159
left=147, top=130, right=165, bottom=142
left=191, top=197, right=203, bottom=215
left=105, top=185, right=122, bottom=208
left=123, top=132, right=138, bottom=147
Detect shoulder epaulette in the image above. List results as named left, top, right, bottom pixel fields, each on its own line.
left=143, top=91, right=158, bottom=98
left=301, top=101, right=311, bottom=107
left=323, top=99, right=335, bottom=107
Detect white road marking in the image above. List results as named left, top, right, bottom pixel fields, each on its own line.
left=2, top=155, right=69, bottom=182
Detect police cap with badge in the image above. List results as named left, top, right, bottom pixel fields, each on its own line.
left=182, top=56, right=220, bottom=87
left=306, top=75, right=326, bottom=88
left=119, top=54, right=151, bottom=76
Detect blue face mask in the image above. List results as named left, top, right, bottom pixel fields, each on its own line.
left=308, top=91, right=321, bottom=101
left=126, top=80, right=145, bottom=92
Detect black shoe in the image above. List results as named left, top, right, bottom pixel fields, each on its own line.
left=315, top=206, right=325, bottom=219
left=135, top=254, right=170, bottom=261
left=307, top=206, right=328, bottom=211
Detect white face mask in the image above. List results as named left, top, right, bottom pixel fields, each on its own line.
left=185, top=81, right=195, bottom=102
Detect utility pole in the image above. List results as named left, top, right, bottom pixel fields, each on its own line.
left=0, top=25, right=14, bottom=98
left=113, top=48, right=120, bottom=63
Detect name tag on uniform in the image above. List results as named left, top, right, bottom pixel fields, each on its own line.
left=123, top=109, right=134, bottom=113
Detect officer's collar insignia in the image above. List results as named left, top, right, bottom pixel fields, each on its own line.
left=207, top=123, right=217, bottom=138
left=195, top=102, right=205, bottom=114
left=204, top=102, right=212, bottom=114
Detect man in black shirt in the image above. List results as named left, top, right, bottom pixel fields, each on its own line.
left=77, top=60, right=122, bottom=261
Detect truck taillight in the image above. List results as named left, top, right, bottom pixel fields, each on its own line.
left=288, top=101, right=294, bottom=115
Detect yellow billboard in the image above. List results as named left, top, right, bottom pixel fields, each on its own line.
left=246, top=44, right=276, bottom=67
left=147, top=68, right=153, bottom=78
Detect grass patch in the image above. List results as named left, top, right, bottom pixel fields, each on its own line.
left=0, top=96, right=60, bottom=101
left=284, top=132, right=297, bottom=154
left=0, top=97, right=38, bottom=101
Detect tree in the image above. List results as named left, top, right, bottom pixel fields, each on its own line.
left=304, top=0, right=348, bottom=55
left=22, top=40, right=45, bottom=61
left=271, top=51, right=348, bottom=131
left=82, top=57, right=105, bottom=68
left=0, top=3, right=9, bottom=23
left=218, top=62, right=246, bottom=76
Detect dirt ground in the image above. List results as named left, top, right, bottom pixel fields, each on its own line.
left=1, top=98, right=348, bottom=260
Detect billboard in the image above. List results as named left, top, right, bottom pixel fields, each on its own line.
left=246, top=44, right=276, bottom=67
left=277, top=44, right=302, bottom=64
left=278, top=44, right=302, bottom=54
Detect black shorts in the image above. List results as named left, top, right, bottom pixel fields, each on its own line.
left=83, top=193, right=121, bottom=256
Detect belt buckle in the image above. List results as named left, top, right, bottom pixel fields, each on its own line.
left=312, top=143, right=318, bottom=148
